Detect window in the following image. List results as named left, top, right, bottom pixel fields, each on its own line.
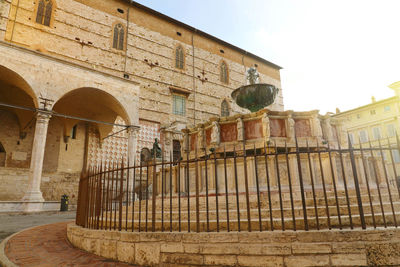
left=387, top=124, right=396, bottom=137
left=112, top=23, right=125, bottom=50
left=356, top=114, right=361, bottom=119
left=384, top=105, right=391, bottom=112
left=221, top=100, right=230, bottom=117
left=392, top=150, right=400, bottom=163
left=173, top=140, right=181, bottom=162
left=359, top=130, right=368, bottom=143
left=372, top=127, right=381, bottom=140
left=173, top=94, right=186, bottom=115
left=36, top=0, right=53, bottom=26
left=175, top=46, right=184, bottom=69
left=220, top=62, right=228, bottom=84
left=71, top=125, right=77, bottom=139
left=370, top=110, right=376, bottom=115
left=349, top=133, right=355, bottom=145
left=0, top=142, right=5, bottom=153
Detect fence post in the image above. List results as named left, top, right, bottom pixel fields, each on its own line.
left=348, top=134, right=366, bottom=229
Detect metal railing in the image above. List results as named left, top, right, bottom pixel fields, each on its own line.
left=76, top=135, right=400, bottom=232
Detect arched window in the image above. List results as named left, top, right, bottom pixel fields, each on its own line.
left=175, top=46, right=184, bottom=69
left=36, top=0, right=53, bottom=26
left=221, top=100, right=230, bottom=117
left=113, top=23, right=125, bottom=50
left=220, top=62, right=228, bottom=84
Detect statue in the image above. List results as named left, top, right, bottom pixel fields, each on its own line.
left=211, top=121, right=220, bottom=145
left=287, top=117, right=295, bottom=140
left=262, top=112, right=270, bottom=140
left=151, top=138, right=162, bottom=158
left=247, top=67, right=260, bottom=85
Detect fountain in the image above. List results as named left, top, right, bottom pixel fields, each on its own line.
left=231, top=67, right=279, bottom=112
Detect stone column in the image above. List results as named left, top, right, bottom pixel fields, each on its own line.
left=22, top=111, right=52, bottom=209
left=127, top=126, right=140, bottom=166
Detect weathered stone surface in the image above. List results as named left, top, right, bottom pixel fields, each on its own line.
left=330, top=253, right=367, bottom=266
left=135, top=242, right=161, bottom=266
left=237, top=255, right=284, bottom=267
left=161, top=253, right=204, bottom=265
left=284, top=255, right=330, bottom=267
left=366, top=242, right=400, bottom=266
left=292, top=243, right=332, bottom=254
left=117, top=241, right=135, bottom=263
left=204, top=254, right=237, bottom=266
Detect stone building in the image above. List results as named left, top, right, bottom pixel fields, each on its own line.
left=332, top=82, right=400, bottom=174
left=0, top=0, right=283, bottom=211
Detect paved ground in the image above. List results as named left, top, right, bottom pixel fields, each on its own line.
left=0, top=211, right=76, bottom=242
left=4, top=221, right=138, bottom=267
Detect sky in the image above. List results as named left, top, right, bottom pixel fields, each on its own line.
left=134, top=0, right=399, bottom=114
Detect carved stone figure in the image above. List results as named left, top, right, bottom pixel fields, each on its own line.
left=211, top=121, right=220, bottom=145
left=262, top=112, right=270, bottom=140
left=237, top=118, right=244, bottom=141
left=287, top=117, right=295, bottom=140
left=313, top=116, right=323, bottom=138
left=197, top=128, right=204, bottom=150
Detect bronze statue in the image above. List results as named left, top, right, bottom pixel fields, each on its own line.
left=151, top=138, right=162, bottom=158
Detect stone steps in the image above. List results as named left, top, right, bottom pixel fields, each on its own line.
left=95, top=211, right=400, bottom=232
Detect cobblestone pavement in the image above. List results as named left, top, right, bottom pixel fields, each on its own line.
left=4, top=221, right=138, bottom=267
left=0, top=211, right=76, bottom=242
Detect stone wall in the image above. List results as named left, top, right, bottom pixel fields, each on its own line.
left=3, top=0, right=283, bottom=128
left=67, top=223, right=400, bottom=266
left=0, top=167, right=79, bottom=203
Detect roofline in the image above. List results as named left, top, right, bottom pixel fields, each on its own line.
left=332, top=96, right=398, bottom=117
left=123, top=0, right=283, bottom=70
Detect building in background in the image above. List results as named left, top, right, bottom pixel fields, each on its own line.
left=0, top=0, right=282, bottom=211
left=332, top=81, right=400, bottom=175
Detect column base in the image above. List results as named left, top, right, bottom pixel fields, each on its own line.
left=22, top=191, right=45, bottom=202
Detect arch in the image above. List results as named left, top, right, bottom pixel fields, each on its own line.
left=0, top=141, right=5, bottom=153
left=175, top=45, right=184, bottom=69
left=0, top=65, right=38, bottom=131
left=220, top=61, right=229, bottom=84
left=52, top=87, right=131, bottom=139
left=35, top=0, right=55, bottom=27
left=112, top=23, right=125, bottom=50
left=221, top=99, right=230, bottom=117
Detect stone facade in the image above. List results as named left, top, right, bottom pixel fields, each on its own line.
left=0, top=0, right=283, bottom=208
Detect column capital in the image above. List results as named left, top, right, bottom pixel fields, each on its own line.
left=36, top=110, right=52, bottom=122
left=127, top=125, right=140, bottom=136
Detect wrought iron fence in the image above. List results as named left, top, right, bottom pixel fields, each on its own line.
left=76, top=135, right=400, bottom=232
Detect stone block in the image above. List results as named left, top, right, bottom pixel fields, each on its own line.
left=161, top=242, right=184, bottom=253
left=183, top=243, right=201, bottom=254
left=161, top=253, right=204, bottom=265
left=330, top=253, right=367, bottom=266
left=100, top=239, right=117, bottom=260
left=135, top=242, right=161, bottom=266
left=237, top=255, right=284, bottom=267
left=201, top=243, right=239, bottom=255
left=204, top=254, right=237, bottom=266
left=120, top=232, right=140, bottom=242
left=366, top=242, right=400, bottom=266
left=332, top=242, right=365, bottom=253
left=261, top=244, right=291, bottom=256
left=117, top=241, right=135, bottom=263
left=284, top=255, right=330, bottom=267
left=292, top=243, right=331, bottom=254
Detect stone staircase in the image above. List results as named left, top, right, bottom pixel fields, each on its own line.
left=95, top=185, right=400, bottom=232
